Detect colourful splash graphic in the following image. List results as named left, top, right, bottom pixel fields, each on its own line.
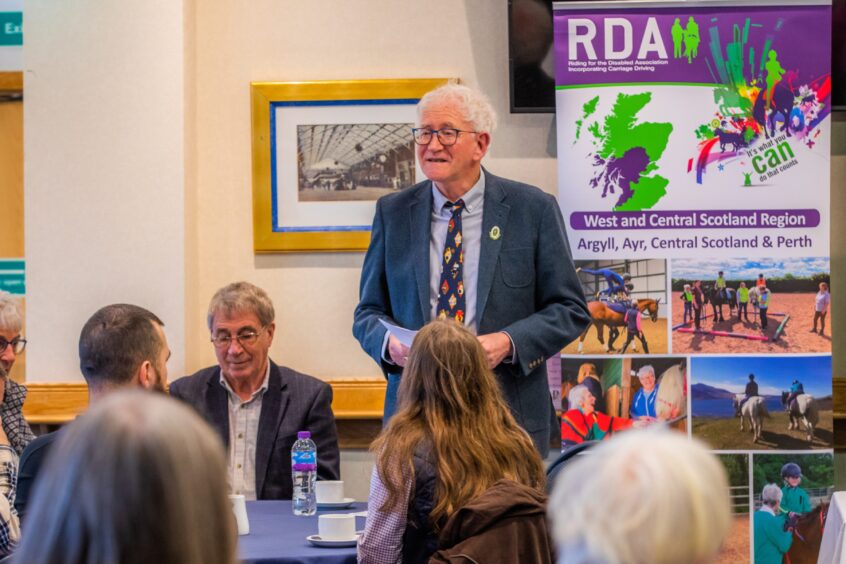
left=578, top=92, right=673, bottom=211
left=689, top=16, right=830, bottom=184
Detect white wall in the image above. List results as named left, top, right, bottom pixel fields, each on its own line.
left=21, top=1, right=846, bottom=384
left=24, top=0, right=187, bottom=380
left=185, top=0, right=559, bottom=378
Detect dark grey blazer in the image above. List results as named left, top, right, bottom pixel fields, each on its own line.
left=353, top=169, right=590, bottom=456
left=169, top=360, right=340, bottom=499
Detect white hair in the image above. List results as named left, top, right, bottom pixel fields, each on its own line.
left=761, top=483, right=783, bottom=506
left=0, top=291, right=23, bottom=333
left=417, top=83, right=498, bottom=134
left=549, top=429, right=731, bottom=564
left=636, top=365, right=655, bottom=379
left=567, top=384, right=591, bottom=410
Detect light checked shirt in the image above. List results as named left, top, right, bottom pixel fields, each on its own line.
left=0, top=446, right=19, bottom=556
left=220, top=363, right=270, bottom=500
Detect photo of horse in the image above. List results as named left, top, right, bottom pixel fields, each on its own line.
left=751, top=453, right=833, bottom=564
left=691, top=356, right=832, bottom=450
left=562, top=259, right=668, bottom=354
left=671, top=258, right=830, bottom=354
left=558, top=356, right=687, bottom=435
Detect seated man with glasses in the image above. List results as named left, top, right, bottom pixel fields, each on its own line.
left=354, top=83, right=589, bottom=456
left=170, top=281, right=340, bottom=500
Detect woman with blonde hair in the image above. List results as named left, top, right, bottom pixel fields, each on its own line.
left=14, top=391, right=236, bottom=564
left=358, top=320, right=548, bottom=564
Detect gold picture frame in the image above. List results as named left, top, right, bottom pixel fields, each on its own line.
left=251, top=78, right=450, bottom=252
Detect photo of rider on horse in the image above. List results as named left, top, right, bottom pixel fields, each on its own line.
left=568, top=260, right=668, bottom=355
left=752, top=453, right=834, bottom=564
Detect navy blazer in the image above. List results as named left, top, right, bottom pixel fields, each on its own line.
left=169, top=360, right=340, bottom=499
left=353, top=170, right=590, bottom=456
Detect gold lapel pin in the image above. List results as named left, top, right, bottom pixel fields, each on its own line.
left=489, top=226, right=501, bottom=240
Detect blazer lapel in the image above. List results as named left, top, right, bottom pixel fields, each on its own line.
left=206, top=375, right=230, bottom=449
left=410, top=184, right=433, bottom=322
left=255, top=362, right=289, bottom=498
left=477, top=172, right=510, bottom=323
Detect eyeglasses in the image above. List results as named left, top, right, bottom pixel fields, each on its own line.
left=411, top=127, right=477, bottom=146
left=0, top=337, right=26, bottom=354
left=210, top=327, right=267, bottom=349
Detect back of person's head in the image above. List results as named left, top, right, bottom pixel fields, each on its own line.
left=0, top=291, right=22, bottom=333
left=761, top=483, right=783, bottom=506
left=549, top=429, right=731, bottom=564
left=15, top=390, right=236, bottom=564
left=373, top=319, right=543, bottom=525
left=78, top=304, right=167, bottom=392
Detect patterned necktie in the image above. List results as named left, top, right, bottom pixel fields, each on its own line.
left=436, top=199, right=465, bottom=323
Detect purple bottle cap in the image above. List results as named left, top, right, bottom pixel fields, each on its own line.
left=297, top=431, right=311, bottom=439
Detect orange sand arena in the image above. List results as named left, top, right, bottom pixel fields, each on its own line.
left=562, top=314, right=668, bottom=355
left=671, top=292, right=829, bottom=354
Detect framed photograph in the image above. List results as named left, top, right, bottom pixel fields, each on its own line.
left=251, top=78, right=449, bottom=252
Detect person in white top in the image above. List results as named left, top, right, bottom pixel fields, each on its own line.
left=810, top=281, right=830, bottom=336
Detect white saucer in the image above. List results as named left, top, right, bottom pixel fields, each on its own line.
left=316, top=497, right=356, bottom=509
left=306, top=533, right=360, bottom=548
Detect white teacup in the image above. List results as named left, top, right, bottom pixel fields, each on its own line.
left=318, top=513, right=356, bottom=540
left=316, top=480, right=345, bottom=504
left=229, top=494, right=250, bottom=536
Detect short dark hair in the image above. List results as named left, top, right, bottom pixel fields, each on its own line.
left=79, top=304, right=165, bottom=390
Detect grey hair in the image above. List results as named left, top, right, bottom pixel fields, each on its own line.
left=207, top=281, right=275, bottom=330
left=15, top=391, right=236, bottom=564
left=762, top=483, right=783, bottom=506
left=637, top=365, right=656, bottom=379
left=567, top=384, right=591, bottom=410
left=0, top=291, right=23, bottom=333
left=550, top=429, right=731, bottom=564
left=417, top=83, right=498, bottom=134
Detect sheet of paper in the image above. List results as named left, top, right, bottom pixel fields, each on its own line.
left=379, top=319, right=417, bottom=348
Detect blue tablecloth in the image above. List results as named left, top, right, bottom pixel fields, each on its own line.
left=238, top=500, right=367, bottom=564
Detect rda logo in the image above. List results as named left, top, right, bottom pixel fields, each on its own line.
left=568, top=16, right=700, bottom=63
left=670, top=16, right=700, bottom=64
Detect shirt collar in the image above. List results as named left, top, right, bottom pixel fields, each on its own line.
left=431, top=172, right=485, bottom=214
left=219, top=361, right=271, bottom=403
left=760, top=505, right=776, bottom=516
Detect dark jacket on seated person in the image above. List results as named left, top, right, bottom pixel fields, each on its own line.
left=428, top=479, right=554, bottom=564
left=169, top=360, right=340, bottom=499
left=402, top=450, right=441, bottom=564
left=15, top=430, right=62, bottom=525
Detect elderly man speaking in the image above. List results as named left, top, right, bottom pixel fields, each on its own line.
left=353, top=84, right=589, bottom=455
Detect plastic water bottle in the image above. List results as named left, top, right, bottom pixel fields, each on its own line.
left=291, top=431, right=317, bottom=516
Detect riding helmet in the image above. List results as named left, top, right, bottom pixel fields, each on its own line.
left=781, top=462, right=802, bottom=478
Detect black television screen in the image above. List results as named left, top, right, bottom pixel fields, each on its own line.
left=509, top=0, right=843, bottom=113
left=833, top=0, right=845, bottom=110
left=508, top=0, right=555, bottom=113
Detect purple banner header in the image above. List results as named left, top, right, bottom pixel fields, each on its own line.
left=554, top=5, right=831, bottom=86
left=570, top=209, right=819, bottom=230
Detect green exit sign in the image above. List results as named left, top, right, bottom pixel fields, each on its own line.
left=0, top=13, right=22, bottom=46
